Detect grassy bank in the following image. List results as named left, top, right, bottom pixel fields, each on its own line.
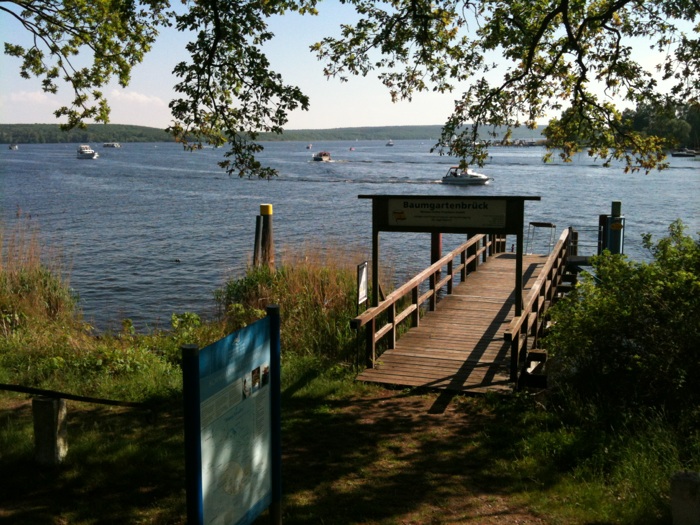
left=1, top=221, right=698, bottom=524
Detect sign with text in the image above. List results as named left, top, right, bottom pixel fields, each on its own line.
left=387, top=197, right=507, bottom=229
left=360, top=195, right=540, bottom=235
left=183, top=308, right=282, bottom=525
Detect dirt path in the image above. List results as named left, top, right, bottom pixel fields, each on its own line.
left=278, top=387, right=550, bottom=524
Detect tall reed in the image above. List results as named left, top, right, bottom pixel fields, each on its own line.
left=0, top=220, right=76, bottom=335
left=216, top=242, right=379, bottom=362
left=0, top=221, right=188, bottom=399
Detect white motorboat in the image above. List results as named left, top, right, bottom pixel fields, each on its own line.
left=77, top=144, right=99, bottom=159
left=103, top=142, right=121, bottom=148
left=671, top=148, right=696, bottom=157
left=312, top=151, right=331, bottom=162
left=441, top=166, right=492, bottom=185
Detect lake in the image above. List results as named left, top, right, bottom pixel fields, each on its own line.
left=2, top=140, right=698, bottom=331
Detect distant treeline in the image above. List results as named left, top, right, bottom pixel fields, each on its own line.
left=1, top=123, right=546, bottom=145
left=270, top=125, right=448, bottom=141
left=0, top=124, right=172, bottom=144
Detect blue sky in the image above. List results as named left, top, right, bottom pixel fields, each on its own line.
left=1, top=3, right=676, bottom=131
left=0, top=3, right=460, bottom=130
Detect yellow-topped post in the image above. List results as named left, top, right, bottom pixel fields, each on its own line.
left=260, top=204, right=275, bottom=269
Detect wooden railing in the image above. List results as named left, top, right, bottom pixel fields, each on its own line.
left=504, top=228, right=574, bottom=386
left=351, top=234, right=506, bottom=368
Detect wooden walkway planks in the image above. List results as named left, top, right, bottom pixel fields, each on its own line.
left=356, top=253, right=549, bottom=394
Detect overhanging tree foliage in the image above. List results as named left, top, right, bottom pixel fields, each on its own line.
left=3, top=0, right=700, bottom=176
left=166, top=0, right=313, bottom=178
left=2, top=0, right=171, bottom=127
left=314, top=0, right=700, bottom=172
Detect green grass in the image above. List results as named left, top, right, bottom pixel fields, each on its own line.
left=1, top=357, right=697, bottom=524
left=1, top=221, right=698, bottom=524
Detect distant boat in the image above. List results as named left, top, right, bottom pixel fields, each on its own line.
left=386, top=139, right=394, bottom=146
left=312, top=151, right=331, bottom=162
left=671, top=148, right=696, bottom=157
left=306, top=143, right=313, bottom=149
left=349, top=147, right=356, bottom=151
left=9, top=143, right=18, bottom=150
left=103, top=142, right=121, bottom=148
left=77, top=144, right=99, bottom=159
left=441, top=166, right=492, bottom=186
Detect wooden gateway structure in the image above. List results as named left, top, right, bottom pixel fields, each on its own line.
left=351, top=195, right=577, bottom=393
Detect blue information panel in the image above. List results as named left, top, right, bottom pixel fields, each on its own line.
left=183, top=308, right=281, bottom=525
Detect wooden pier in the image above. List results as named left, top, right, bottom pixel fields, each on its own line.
left=356, top=253, right=549, bottom=394
left=352, top=229, right=573, bottom=394
left=351, top=195, right=575, bottom=394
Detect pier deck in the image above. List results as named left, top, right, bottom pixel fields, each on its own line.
left=356, top=253, right=549, bottom=394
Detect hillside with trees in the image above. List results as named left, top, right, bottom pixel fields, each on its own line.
left=0, top=124, right=172, bottom=145
left=0, top=123, right=546, bottom=145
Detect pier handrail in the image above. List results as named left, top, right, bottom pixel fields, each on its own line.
left=352, top=234, right=505, bottom=368
left=504, top=228, right=573, bottom=385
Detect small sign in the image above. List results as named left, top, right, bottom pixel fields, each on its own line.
left=387, top=198, right=507, bottom=229
left=357, top=261, right=368, bottom=306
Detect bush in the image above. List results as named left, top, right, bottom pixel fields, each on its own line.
left=545, top=219, right=700, bottom=433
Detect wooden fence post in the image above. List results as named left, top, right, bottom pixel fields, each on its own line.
left=260, top=204, right=275, bottom=269
left=672, top=471, right=700, bottom=525
left=33, top=396, right=68, bottom=466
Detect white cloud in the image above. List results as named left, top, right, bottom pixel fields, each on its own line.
left=105, top=88, right=172, bottom=128
left=108, top=89, right=168, bottom=107
left=0, top=90, right=59, bottom=124
left=6, top=90, right=53, bottom=104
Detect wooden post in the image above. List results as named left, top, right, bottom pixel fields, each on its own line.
left=430, top=232, right=442, bottom=308
left=372, top=227, right=379, bottom=307
left=267, top=305, right=283, bottom=525
left=671, top=471, right=700, bottom=525
left=33, top=396, right=68, bottom=466
left=571, top=228, right=579, bottom=256
left=260, top=204, right=275, bottom=269
left=253, top=215, right=263, bottom=266
left=431, top=232, right=442, bottom=268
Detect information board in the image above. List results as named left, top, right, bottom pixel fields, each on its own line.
left=183, top=307, right=281, bottom=525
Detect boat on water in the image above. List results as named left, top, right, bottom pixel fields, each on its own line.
left=312, top=151, right=331, bottom=162
left=9, top=143, right=18, bottom=150
left=77, top=144, right=99, bottom=159
left=386, top=139, right=394, bottom=146
left=441, top=166, right=492, bottom=185
left=671, top=148, right=696, bottom=157
left=306, top=143, right=313, bottom=149
left=103, top=142, right=121, bottom=148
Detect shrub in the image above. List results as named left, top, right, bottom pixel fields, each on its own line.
left=545, top=219, right=700, bottom=433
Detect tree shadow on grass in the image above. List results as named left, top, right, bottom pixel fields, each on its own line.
left=0, top=397, right=187, bottom=525
left=257, top=388, right=561, bottom=524
left=1, top=385, right=564, bottom=524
